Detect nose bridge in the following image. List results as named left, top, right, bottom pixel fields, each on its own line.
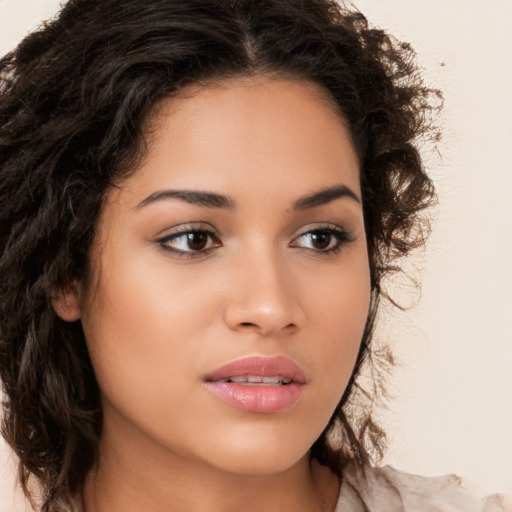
left=223, top=239, right=303, bottom=335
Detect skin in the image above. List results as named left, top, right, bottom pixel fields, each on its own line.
left=55, top=76, right=371, bottom=512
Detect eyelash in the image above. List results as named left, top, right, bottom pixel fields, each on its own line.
left=156, top=225, right=351, bottom=258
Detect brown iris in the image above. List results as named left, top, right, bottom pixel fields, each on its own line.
left=186, top=231, right=209, bottom=251
left=309, top=231, right=332, bottom=250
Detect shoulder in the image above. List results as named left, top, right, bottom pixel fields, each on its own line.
left=334, top=463, right=506, bottom=512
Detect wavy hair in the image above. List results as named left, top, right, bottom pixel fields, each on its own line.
left=0, top=0, right=440, bottom=509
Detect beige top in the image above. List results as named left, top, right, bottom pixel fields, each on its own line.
left=335, top=464, right=506, bottom=512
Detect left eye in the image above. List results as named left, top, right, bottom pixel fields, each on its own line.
left=159, top=230, right=220, bottom=254
left=291, top=228, right=349, bottom=252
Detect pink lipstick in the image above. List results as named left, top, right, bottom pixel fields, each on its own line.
left=204, top=356, right=306, bottom=414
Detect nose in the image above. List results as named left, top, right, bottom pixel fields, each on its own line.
left=222, top=250, right=304, bottom=337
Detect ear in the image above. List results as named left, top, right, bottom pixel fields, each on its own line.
left=51, top=282, right=82, bottom=322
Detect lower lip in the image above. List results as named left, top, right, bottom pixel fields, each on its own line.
left=204, top=382, right=304, bottom=413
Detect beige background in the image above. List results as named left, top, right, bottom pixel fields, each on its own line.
left=0, top=0, right=511, bottom=510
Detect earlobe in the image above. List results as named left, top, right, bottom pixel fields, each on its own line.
left=51, top=282, right=82, bottom=322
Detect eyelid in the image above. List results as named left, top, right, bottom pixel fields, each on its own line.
left=154, top=221, right=217, bottom=239
left=291, top=222, right=350, bottom=239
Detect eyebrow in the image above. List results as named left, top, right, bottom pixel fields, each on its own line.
left=137, top=189, right=234, bottom=209
left=136, top=183, right=360, bottom=211
left=293, top=184, right=360, bottom=210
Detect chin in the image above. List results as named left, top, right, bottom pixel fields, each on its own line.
left=195, top=424, right=315, bottom=476
left=211, top=449, right=307, bottom=476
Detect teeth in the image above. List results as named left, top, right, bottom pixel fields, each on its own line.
left=220, top=375, right=292, bottom=385
left=230, top=376, right=252, bottom=383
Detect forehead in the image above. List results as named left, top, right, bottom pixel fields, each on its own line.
left=112, top=76, right=360, bottom=208
left=148, top=75, right=352, bottom=149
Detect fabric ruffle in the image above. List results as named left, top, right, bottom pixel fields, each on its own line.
left=335, top=464, right=506, bottom=512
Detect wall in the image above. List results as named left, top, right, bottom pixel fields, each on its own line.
left=354, top=0, right=512, bottom=498
left=0, top=0, right=511, bottom=510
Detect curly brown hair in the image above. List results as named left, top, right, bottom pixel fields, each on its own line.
left=0, top=0, right=440, bottom=510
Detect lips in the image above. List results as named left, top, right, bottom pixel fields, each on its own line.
left=204, top=356, right=306, bottom=413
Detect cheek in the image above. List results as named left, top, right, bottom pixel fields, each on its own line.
left=301, top=249, right=371, bottom=402
left=79, top=253, right=216, bottom=413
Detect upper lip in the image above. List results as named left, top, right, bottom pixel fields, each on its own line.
left=205, top=356, right=307, bottom=384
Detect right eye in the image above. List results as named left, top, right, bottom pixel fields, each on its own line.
left=158, top=229, right=221, bottom=256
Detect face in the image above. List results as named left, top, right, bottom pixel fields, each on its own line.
left=69, top=77, right=371, bottom=475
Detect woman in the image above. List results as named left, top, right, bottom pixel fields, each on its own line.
left=0, top=1, right=506, bottom=511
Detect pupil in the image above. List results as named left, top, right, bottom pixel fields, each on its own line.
left=187, top=232, right=207, bottom=251
left=312, top=232, right=331, bottom=250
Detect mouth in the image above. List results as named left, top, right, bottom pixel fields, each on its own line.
left=213, top=375, right=293, bottom=385
left=204, top=356, right=306, bottom=413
